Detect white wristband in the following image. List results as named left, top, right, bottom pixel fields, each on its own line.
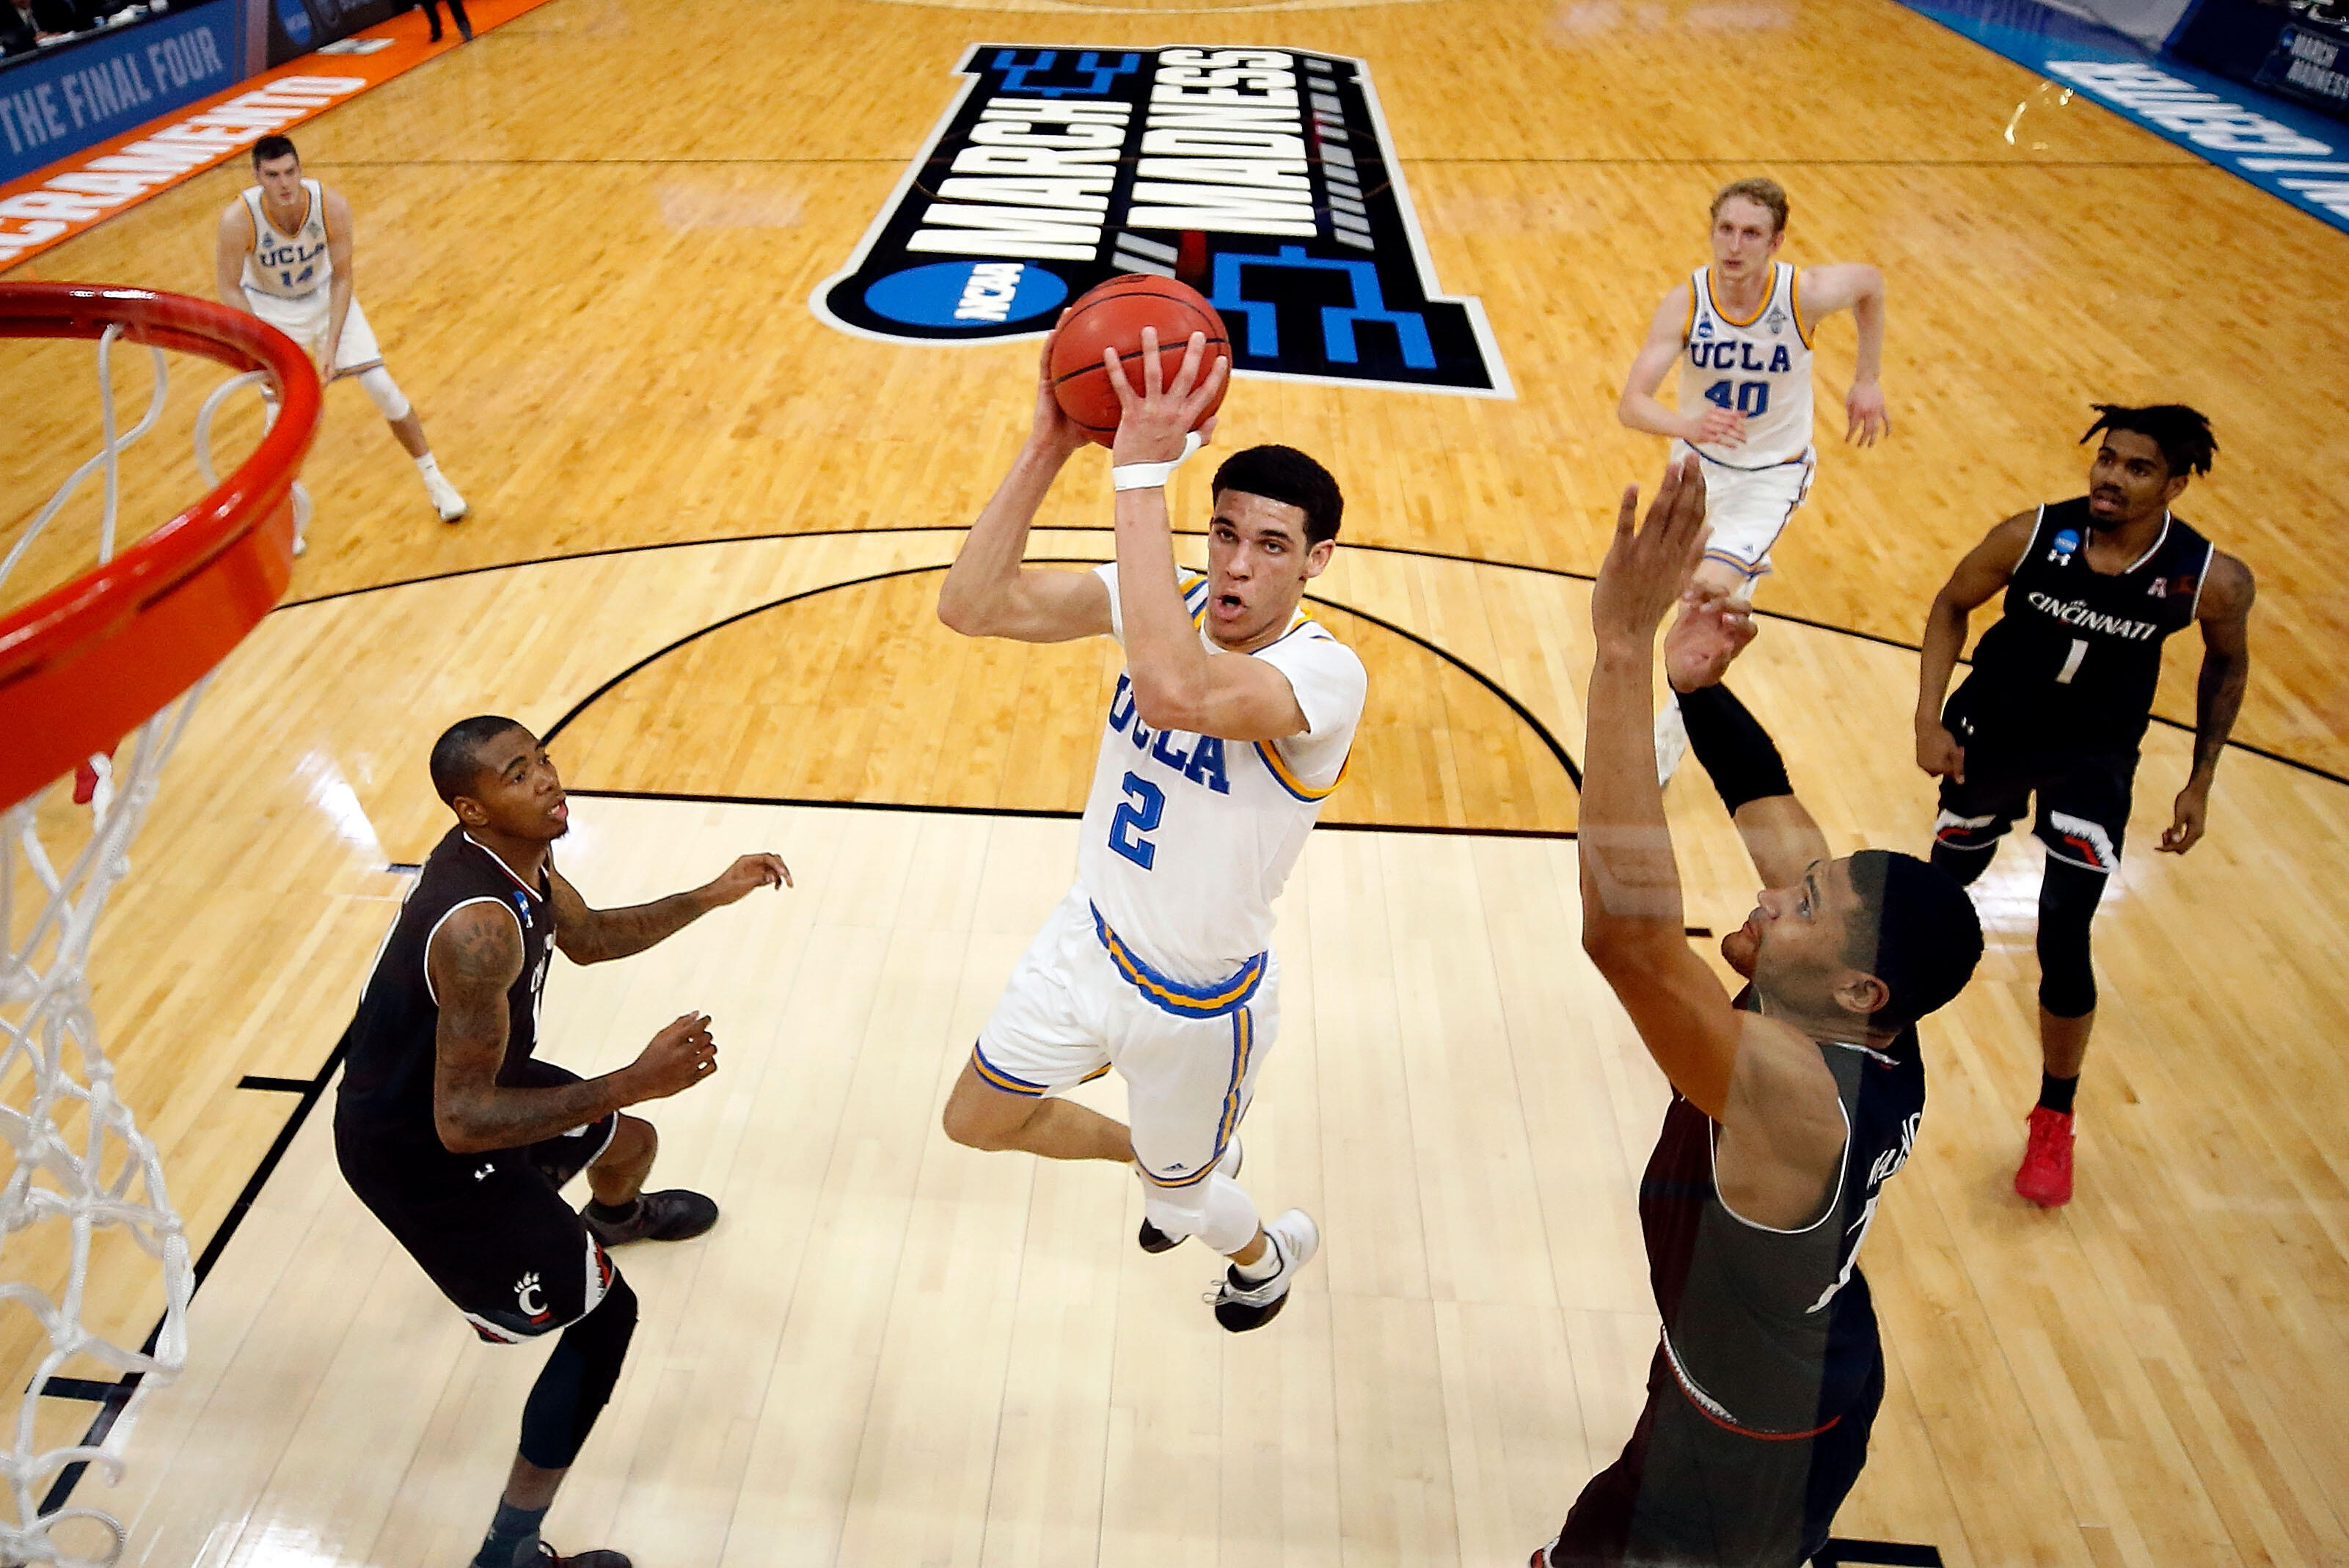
left=1111, top=431, right=1204, bottom=491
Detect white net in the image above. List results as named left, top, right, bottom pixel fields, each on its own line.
left=0, top=329, right=296, bottom=1566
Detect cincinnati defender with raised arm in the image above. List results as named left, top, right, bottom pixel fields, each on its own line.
left=1916, top=403, right=2254, bottom=1207
left=936, top=326, right=1364, bottom=1333
left=335, top=717, right=789, bottom=1568
left=1541, top=461, right=1981, bottom=1567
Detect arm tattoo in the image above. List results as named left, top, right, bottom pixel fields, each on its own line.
left=429, top=905, right=628, bottom=1151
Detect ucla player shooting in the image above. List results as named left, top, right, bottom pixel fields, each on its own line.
left=1914, top=404, right=2254, bottom=1209
left=935, top=323, right=1364, bottom=1332
left=213, top=133, right=468, bottom=541
left=1619, top=177, right=1888, bottom=782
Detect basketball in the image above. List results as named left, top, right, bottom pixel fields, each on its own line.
left=1048, top=274, right=1230, bottom=447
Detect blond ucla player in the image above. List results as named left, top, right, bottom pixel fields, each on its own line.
left=213, top=134, right=467, bottom=540
left=937, top=324, right=1361, bottom=1333
left=1619, top=177, right=1888, bottom=778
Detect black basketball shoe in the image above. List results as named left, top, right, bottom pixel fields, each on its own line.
left=582, top=1189, right=718, bottom=1246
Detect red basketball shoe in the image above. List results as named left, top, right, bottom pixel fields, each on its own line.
left=2014, top=1105, right=2075, bottom=1208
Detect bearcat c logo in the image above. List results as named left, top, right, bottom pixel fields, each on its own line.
left=814, top=45, right=1510, bottom=398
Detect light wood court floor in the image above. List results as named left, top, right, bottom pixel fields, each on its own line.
left=1, top=0, right=2345, bottom=1561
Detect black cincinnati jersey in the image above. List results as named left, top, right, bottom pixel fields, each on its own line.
left=1957, top=497, right=2213, bottom=754
left=336, top=827, right=556, bottom=1143
left=1550, top=999, right=1921, bottom=1567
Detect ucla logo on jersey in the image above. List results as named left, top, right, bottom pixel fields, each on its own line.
left=1107, top=674, right=1230, bottom=794
left=1687, top=340, right=1792, bottom=373
left=2049, top=527, right=2081, bottom=564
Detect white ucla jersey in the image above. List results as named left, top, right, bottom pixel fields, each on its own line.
left=240, top=179, right=331, bottom=301
left=1678, top=261, right=1814, bottom=471
left=1077, top=564, right=1367, bottom=986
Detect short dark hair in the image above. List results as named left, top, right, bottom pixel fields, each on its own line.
left=1210, top=444, right=1343, bottom=546
left=252, top=134, right=299, bottom=169
left=1844, top=850, right=1982, bottom=1030
left=2081, top=403, right=2215, bottom=479
left=430, top=715, right=528, bottom=805
left=1711, top=177, right=1789, bottom=235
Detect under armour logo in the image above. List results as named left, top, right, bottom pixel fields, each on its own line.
left=474, top=1162, right=495, bottom=1181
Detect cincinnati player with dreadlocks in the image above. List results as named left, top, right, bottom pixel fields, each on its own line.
left=1914, top=404, right=2254, bottom=1208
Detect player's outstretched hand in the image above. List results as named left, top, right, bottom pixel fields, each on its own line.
left=1593, top=455, right=1710, bottom=649
left=1664, top=589, right=1757, bottom=694
left=629, top=1012, right=717, bottom=1101
left=2159, top=781, right=2210, bottom=854
left=706, top=852, right=792, bottom=906
left=1914, top=722, right=1965, bottom=783
left=1846, top=378, right=1891, bottom=446
left=1105, top=327, right=1227, bottom=467
left=1690, top=406, right=1747, bottom=447
left=1029, top=311, right=1089, bottom=461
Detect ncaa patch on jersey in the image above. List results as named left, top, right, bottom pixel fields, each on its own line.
left=813, top=45, right=1511, bottom=398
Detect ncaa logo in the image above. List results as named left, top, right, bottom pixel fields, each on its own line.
left=2049, top=527, right=2081, bottom=564
left=815, top=45, right=1508, bottom=396
left=864, top=260, right=1068, bottom=330
left=1693, top=318, right=1714, bottom=340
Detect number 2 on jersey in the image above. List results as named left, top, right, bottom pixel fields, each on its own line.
left=1703, top=378, right=1770, bottom=417
left=1109, top=772, right=1164, bottom=869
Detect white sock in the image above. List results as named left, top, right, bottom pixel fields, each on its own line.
left=414, top=453, right=443, bottom=480
left=1233, top=1230, right=1282, bottom=1283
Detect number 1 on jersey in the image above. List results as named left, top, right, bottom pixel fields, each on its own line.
left=1109, top=772, right=1164, bottom=869
left=2055, top=638, right=2088, bottom=685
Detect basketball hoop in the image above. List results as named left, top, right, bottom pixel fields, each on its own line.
left=0, top=283, right=319, bottom=1565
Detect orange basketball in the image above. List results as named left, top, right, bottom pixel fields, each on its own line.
left=1049, top=274, right=1230, bottom=448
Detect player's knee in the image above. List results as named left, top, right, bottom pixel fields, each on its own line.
left=516, top=1273, right=636, bottom=1470
left=357, top=366, right=410, bottom=421
left=604, top=1114, right=655, bottom=1171
left=1929, top=838, right=1991, bottom=887
left=1141, top=1183, right=1208, bottom=1243
left=942, top=1067, right=1029, bottom=1151
left=2036, top=860, right=2105, bottom=1018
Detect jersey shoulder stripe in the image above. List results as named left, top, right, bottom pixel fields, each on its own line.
left=1256, top=739, right=1349, bottom=802
left=1789, top=266, right=1816, bottom=349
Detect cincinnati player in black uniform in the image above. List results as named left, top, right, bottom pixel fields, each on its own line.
left=1546, top=460, right=1983, bottom=1567
left=335, top=716, right=789, bottom=1568
left=1914, top=405, right=2254, bottom=1208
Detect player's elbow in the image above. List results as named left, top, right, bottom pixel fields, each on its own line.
left=935, top=581, right=997, bottom=639
left=434, top=1110, right=491, bottom=1155
left=1128, top=671, right=1205, bottom=734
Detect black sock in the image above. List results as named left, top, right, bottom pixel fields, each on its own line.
left=473, top=1499, right=547, bottom=1568
left=585, top=1196, right=640, bottom=1223
left=2037, top=1071, right=2078, bottom=1116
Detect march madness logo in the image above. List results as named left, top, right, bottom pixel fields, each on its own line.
left=814, top=46, right=1510, bottom=398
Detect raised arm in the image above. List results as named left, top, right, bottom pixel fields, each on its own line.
left=213, top=201, right=253, bottom=313
left=1588, top=465, right=1845, bottom=1222
left=1101, top=331, right=1317, bottom=743
left=1664, top=596, right=1830, bottom=890
left=1619, top=283, right=1743, bottom=447
left=1797, top=262, right=1889, bottom=445
left=319, top=188, right=355, bottom=379
left=936, top=320, right=1114, bottom=644
left=1915, top=510, right=2034, bottom=782
left=427, top=904, right=714, bottom=1153
left=547, top=853, right=789, bottom=965
left=1581, top=459, right=1753, bottom=1117
left=2161, top=550, right=2254, bottom=854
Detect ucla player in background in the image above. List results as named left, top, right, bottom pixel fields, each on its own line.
left=1544, top=458, right=1980, bottom=1567
left=935, top=323, right=1363, bottom=1333
left=1915, top=405, right=2253, bottom=1208
left=213, top=133, right=468, bottom=543
left=1618, top=177, right=1889, bottom=780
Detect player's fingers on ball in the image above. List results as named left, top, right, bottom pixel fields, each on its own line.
left=1139, top=326, right=1163, bottom=396
left=1615, top=483, right=1640, bottom=538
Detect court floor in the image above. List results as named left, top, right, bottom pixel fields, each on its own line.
left=6, top=0, right=2349, bottom=1561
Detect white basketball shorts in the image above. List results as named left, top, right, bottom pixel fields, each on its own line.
left=242, top=285, right=385, bottom=377
left=972, top=886, right=1276, bottom=1189
left=1678, top=444, right=1816, bottom=587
